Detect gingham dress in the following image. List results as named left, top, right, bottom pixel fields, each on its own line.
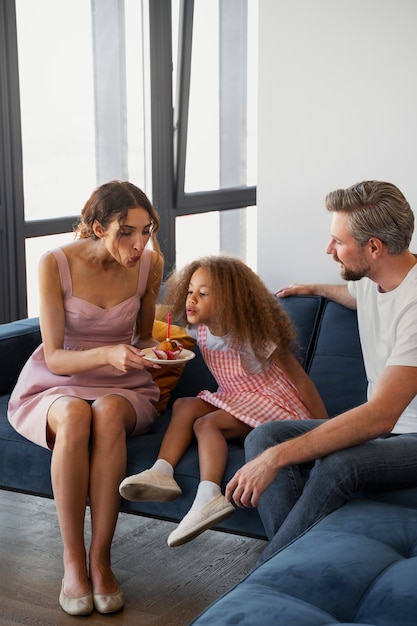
left=195, top=325, right=313, bottom=428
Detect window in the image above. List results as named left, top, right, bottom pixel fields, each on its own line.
left=175, top=206, right=257, bottom=270
left=0, top=0, right=257, bottom=322
left=16, top=0, right=96, bottom=223
left=173, top=0, right=258, bottom=270
left=15, top=0, right=152, bottom=316
left=183, top=0, right=257, bottom=192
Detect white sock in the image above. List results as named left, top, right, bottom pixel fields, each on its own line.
left=150, top=459, right=174, bottom=477
left=191, top=480, right=221, bottom=510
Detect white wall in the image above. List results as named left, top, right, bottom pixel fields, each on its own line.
left=257, top=0, right=417, bottom=291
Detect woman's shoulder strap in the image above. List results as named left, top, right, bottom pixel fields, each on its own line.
left=50, top=248, right=72, bottom=295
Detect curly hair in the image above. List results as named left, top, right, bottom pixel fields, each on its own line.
left=163, top=255, right=297, bottom=369
left=73, top=180, right=162, bottom=255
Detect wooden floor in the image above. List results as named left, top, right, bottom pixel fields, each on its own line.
left=0, top=489, right=266, bottom=625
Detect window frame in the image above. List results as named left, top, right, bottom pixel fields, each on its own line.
left=0, top=0, right=26, bottom=323
left=173, top=0, right=256, bottom=215
left=0, top=0, right=256, bottom=323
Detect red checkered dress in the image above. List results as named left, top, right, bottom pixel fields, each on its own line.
left=196, top=325, right=313, bottom=428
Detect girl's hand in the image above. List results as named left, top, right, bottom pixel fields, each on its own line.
left=107, top=344, right=160, bottom=372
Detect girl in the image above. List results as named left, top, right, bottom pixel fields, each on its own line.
left=8, top=181, right=163, bottom=615
left=119, top=255, right=327, bottom=547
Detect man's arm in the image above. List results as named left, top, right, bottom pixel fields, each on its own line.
left=275, top=283, right=357, bottom=310
left=226, top=363, right=417, bottom=508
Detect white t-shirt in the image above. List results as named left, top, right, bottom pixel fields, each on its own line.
left=348, top=264, right=417, bottom=433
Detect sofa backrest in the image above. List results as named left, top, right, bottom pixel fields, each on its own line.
left=307, top=299, right=367, bottom=417
left=0, top=318, right=41, bottom=396
left=279, top=295, right=367, bottom=418
left=278, top=295, right=325, bottom=368
left=0, top=296, right=368, bottom=420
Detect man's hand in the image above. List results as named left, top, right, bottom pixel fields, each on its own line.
left=275, top=283, right=313, bottom=298
left=275, top=283, right=357, bottom=309
left=225, top=447, right=280, bottom=508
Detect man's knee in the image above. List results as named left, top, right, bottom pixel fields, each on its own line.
left=245, top=420, right=321, bottom=461
left=245, top=422, right=288, bottom=460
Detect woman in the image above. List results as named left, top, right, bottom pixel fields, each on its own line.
left=8, top=181, right=163, bottom=615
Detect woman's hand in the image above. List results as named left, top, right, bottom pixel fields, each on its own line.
left=107, top=344, right=160, bottom=372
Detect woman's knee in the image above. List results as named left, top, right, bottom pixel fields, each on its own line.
left=92, top=395, right=134, bottom=437
left=48, top=397, right=92, bottom=444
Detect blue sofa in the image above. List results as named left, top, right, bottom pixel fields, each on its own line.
left=2, top=296, right=417, bottom=624
left=0, top=295, right=364, bottom=538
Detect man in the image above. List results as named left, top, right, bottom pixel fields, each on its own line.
left=226, top=180, right=417, bottom=563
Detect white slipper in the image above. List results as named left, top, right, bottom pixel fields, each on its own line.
left=167, top=495, right=234, bottom=547
left=119, top=469, right=182, bottom=502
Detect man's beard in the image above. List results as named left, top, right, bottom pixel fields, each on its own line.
left=340, top=267, right=366, bottom=281
left=333, top=255, right=369, bottom=281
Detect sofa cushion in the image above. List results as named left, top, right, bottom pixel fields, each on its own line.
left=190, top=497, right=417, bottom=625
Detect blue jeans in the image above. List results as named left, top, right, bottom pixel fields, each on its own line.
left=245, top=420, right=417, bottom=564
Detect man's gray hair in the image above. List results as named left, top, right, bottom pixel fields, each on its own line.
left=325, top=180, right=414, bottom=254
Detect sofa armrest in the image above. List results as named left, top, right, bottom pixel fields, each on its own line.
left=0, top=318, right=41, bottom=395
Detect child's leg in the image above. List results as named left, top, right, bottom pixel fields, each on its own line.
left=194, top=409, right=252, bottom=486
left=157, top=397, right=214, bottom=468
left=167, top=410, right=252, bottom=547
left=190, top=410, right=251, bottom=509
left=119, top=397, right=213, bottom=502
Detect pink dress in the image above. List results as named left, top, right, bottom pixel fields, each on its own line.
left=8, top=247, right=159, bottom=449
left=196, top=325, right=313, bottom=428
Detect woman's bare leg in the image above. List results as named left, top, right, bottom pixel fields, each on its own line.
left=88, top=395, right=136, bottom=594
left=47, top=397, right=92, bottom=598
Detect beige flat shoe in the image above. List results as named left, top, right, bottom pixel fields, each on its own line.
left=59, top=580, right=93, bottom=616
left=167, top=495, right=235, bottom=547
left=93, top=586, right=124, bottom=614
left=119, top=469, right=182, bottom=502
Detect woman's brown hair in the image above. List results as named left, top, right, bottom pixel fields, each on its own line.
left=74, top=180, right=162, bottom=254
